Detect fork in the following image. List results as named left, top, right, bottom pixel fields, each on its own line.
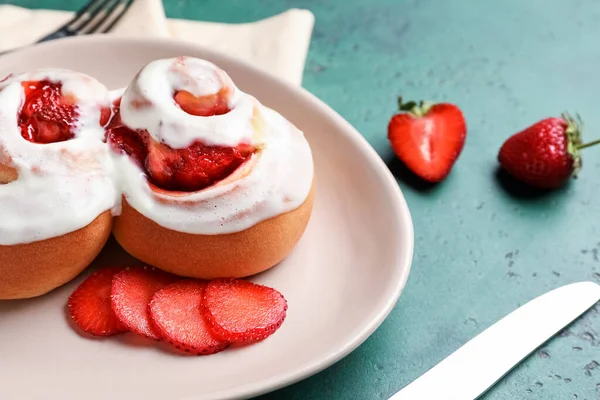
left=1, top=0, right=133, bottom=54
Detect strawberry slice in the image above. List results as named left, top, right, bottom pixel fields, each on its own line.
left=149, top=280, right=229, bottom=355
left=111, top=266, right=178, bottom=340
left=202, top=279, right=288, bottom=345
left=67, top=267, right=128, bottom=337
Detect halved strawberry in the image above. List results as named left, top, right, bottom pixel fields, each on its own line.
left=388, top=97, right=466, bottom=182
left=202, top=279, right=288, bottom=345
left=111, top=266, right=178, bottom=340
left=67, top=267, right=128, bottom=337
left=149, top=280, right=229, bottom=355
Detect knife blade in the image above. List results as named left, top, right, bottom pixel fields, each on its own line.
left=390, top=281, right=600, bottom=400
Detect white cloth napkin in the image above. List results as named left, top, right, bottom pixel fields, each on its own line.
left=0, top=0, right=314, bottom=85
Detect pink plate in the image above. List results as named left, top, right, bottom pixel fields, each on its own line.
left=0, top=36, right=413, bottom=400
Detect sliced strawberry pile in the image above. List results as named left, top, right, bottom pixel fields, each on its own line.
left=202, top=279, right=288, bottom=345
left=67, top=267, right=128, bottom=336
left=19, top=81, right=78, bottom=143
left=149, top=280, right=229, bottom=355
left=106, top=95, right=253, bottom=192
left=111, top=266, right=178, bottom=340
left=67, top=267, right=288, bottom=355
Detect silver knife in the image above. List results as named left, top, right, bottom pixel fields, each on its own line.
left=390, top=281, right=600, bottom=400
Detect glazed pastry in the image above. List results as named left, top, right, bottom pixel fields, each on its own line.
left=0, top=69, right=115, bottom=299
left=108, top=57, right=314, bottom=279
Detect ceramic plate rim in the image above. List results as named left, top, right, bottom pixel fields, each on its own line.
left=1, top=36, right=414, bottom=400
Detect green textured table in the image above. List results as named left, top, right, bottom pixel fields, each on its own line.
left=6, top=0, right=600, bottom=399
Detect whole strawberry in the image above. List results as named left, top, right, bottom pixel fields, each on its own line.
left=498, top=113, right=599, bottom=189
left=388, top=97, right=467, bottom=182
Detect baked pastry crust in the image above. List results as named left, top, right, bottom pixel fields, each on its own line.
left=0, top=211, right=112, bottom=299
left=113, top=180, right=315, bottom=279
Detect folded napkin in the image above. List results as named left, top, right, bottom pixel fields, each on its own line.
left=0, top=0, right=314, bottom=85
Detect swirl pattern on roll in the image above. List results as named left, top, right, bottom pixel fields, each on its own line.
left=110, top=57, right=314, bottom=235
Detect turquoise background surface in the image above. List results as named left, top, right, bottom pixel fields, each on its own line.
left=3, top=0, right=600, bottom=398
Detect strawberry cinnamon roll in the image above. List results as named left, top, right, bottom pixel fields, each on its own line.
left=0, top=69, right=115, bottom=299
left=109, top=57, right=314, bottom=279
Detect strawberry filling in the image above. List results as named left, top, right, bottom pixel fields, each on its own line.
left=18, top=80, right=110, bottom=144
left=106, top=93, right=253, bottom=192
left=174, top=89, right=229, bottom=117
left=19, top=81, right=78, bottom=143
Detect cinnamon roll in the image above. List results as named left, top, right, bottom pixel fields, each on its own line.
left=108, top=57, right=314, bottom=279
left=0, top=69, right=115, bottom=299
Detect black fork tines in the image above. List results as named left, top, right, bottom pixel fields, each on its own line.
left=38, top=0, right=133, bottom=42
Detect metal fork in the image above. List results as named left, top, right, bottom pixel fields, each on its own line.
left=39, top=0, right=134, bottom=41
left=1, top=0, right=133, bottom=54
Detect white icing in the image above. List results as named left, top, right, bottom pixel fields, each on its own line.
left=0, top=69, right=116, bottom=245
left=116, top=57, right=313, bottom=235
left=0, top=58, right=313, bottom=244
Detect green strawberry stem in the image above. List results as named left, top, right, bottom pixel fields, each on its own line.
left=398, top=97, right=433, bottom=117
left=577, top=138, right=600, bottom=150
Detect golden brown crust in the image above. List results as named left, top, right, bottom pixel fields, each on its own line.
left=0, top=211, right=113, bottom=299
left=113, top=180, right=315, bottom=279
